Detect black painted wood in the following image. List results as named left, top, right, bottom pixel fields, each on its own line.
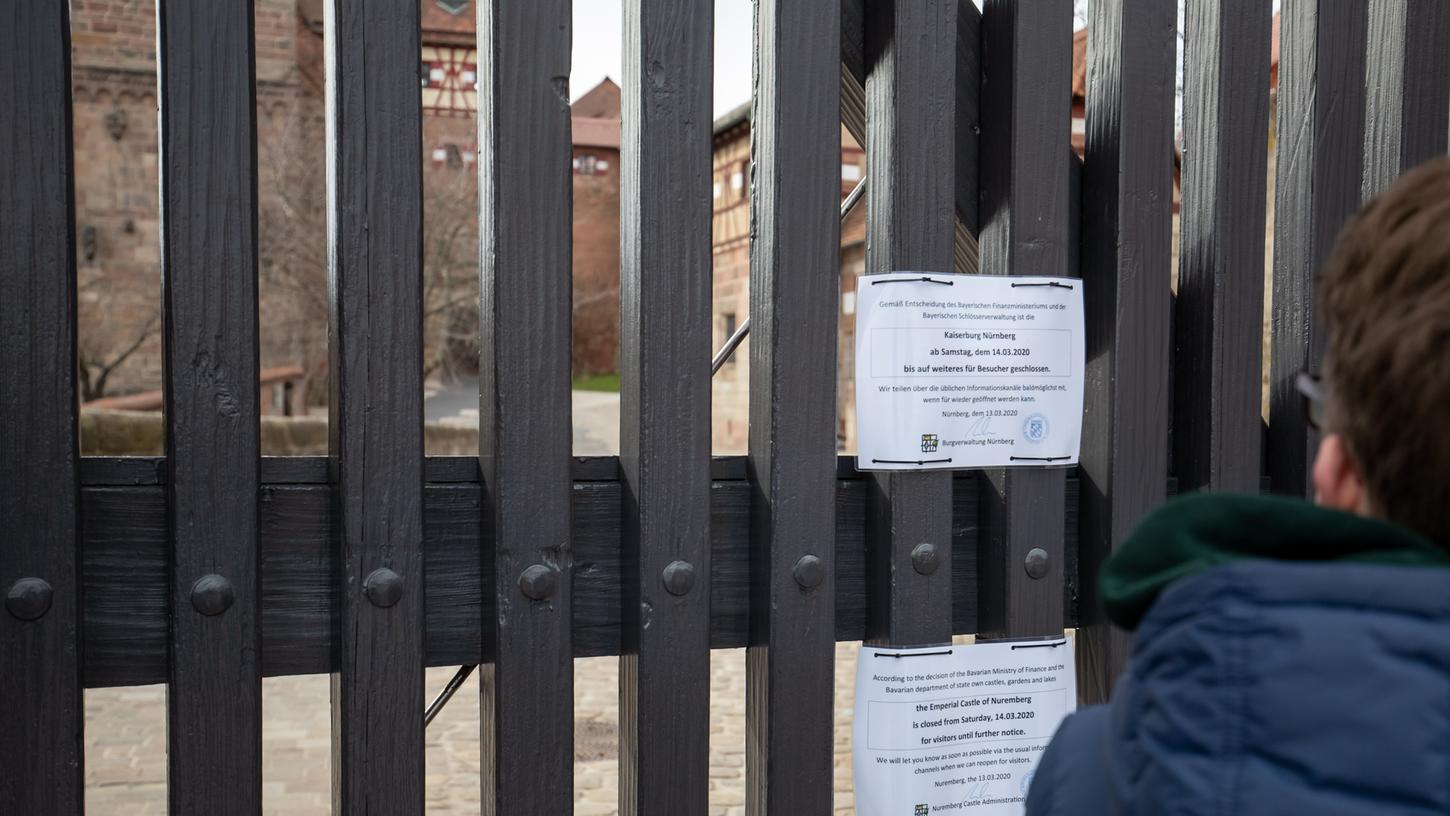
left=977, top=0, right=1072, bottom=640
left=0, top=2, right=82, bottom=810
left=843, top=0, right=981, bottom=274
left=1363, top=0, right=1450, bottom=198
left=79, top=462, right=1079, bottom=687
left=956, top=2, right=982, bottom=239
left=1270, top=1, right=1368, bottom=497
left=1174, top=0, right=1270, bottom=497
left=618, top=1, right=713, bottom=812
left=157, top=0, right=263, bottom=807
left=76, top=455, right=868, bottom=489
left=863, top=0, right=959, bottom=648
left=841, top=0, right=866, bottom=98
left=840, top=0, right=871, bottom=196
left=1077, top=0, right=1176, bottom=704
left=746, top=0, right=840, bottom=811
left=326, top=0, right=427, bottom=809
left=477, top=1, right=575, bottom=812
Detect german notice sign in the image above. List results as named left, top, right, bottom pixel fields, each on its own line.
left=854, top=273, right=1085, bottom=471
left=852, top=640, right=1077, bottom=816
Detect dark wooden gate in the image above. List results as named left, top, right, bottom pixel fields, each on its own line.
left=3, top=0, right=1447, bottom=812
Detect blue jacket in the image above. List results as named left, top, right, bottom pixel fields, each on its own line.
left=1027, top=559, right=1450, bottom=815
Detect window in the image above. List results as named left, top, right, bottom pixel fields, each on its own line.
left=730, top=171, right=744, bottom=191
left=432, top=144, right=475, bottom=169
left=573, top=154, right=609, bottom=176
left=842, top=163, right=862, bottom=182
left=713, top=181, right=722, bottom=199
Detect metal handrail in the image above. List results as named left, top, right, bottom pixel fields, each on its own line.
left=710, top=317, right=752, bottom=374
left=424, top=664, right=476, bottom=727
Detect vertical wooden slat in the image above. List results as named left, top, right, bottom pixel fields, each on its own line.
left=326, top=0, right=426, bottom=810
left=840, top=36, right=867, bottom=150
left=618, top=0, right=712, bottom=812
left=844, top=0, right=982, bottom=274
left=1269, top=1, right=1368, bottom=497
left=841, top=0, right=866, bottom=103
left=1077, top=0, right=1176, bottom=704
left=976, top=0, right=1072, bottom=640
left=1363, top=0, right=1450, bottom=198
left=745, top=0, right=838, bottom=812
left=956, top=2, right=982, bottom=239
left=952, top=1, right=984, bottom=276
left=863, top=0, right=958, bottom=648
left=477, top=1, right=574, bottom=812
left=0, top=2, right=82, bottom=811
left=158, top=0, right=262, bottom=808
left=1173, top=0, right=1270, bottom=495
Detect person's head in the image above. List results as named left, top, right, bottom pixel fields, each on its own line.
left=1313, top=157, right=1450, bottom=543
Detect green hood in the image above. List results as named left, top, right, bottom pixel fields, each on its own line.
left=1101, top=492, right=1450, bottom=631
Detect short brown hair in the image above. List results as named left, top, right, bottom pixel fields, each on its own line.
left=1319, top=157, right=1450, bottom=544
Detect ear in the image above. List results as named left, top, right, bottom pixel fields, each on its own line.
left=1313, top=433, right=1371, bottom=515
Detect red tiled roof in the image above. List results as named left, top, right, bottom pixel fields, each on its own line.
left=572, top=78, right=621, bottom=119
left=572, top=78, right=621, bottom=149
left=421, top=0, right=474, bottom=39
left=573, top=116, right=620, bottom=150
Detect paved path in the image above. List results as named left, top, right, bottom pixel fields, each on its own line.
left=86, top=645, right=866, bottom=814
left=425, top=377, right=620, bottom=455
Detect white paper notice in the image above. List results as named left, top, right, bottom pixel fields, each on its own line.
left=854, top=273, right=1085, bottom=471
left=853, top=640, right=1076, bottom=816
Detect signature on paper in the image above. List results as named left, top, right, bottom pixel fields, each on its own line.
left=967, top=415, right=995, bottom=437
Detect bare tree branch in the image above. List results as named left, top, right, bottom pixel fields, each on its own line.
left=80, top=311, right=160, bottom=402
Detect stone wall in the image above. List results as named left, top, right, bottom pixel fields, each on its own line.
left=71, top=0, right=325, bottom=401
left=71, top=3, right=628, bottom=397
left=81, top=409, right=480, bottom=456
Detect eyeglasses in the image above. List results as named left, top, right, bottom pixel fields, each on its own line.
left=1295, top=372, right=1326, bottom=431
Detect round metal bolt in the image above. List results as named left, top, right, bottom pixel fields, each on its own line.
left=911, top=543, right=940, bottom=576
left=1024, top=548, right=1050, bottom=580
left=661, top=560, right=696, bottom=597
left=363, top=568, right=404, bottom=608
left=792, top=555, right=825, bottom=590
left=189, top=574, right=235, bottom=616
left=6, top=577, right=54, bottom=621
left=519, top=564, right=558, bottom=601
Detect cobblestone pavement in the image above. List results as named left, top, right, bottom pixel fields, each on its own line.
left=86, top=644, right=866, bottom=814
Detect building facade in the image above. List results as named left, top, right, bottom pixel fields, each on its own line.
left=709, top=105, right=866, bottom=453
left=72, top=0, right=621, bottom=401
left=71, top=0, right=317, bottom=401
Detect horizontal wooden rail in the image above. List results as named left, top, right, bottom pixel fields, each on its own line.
left=76, top=455, right=1101, bottom=688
